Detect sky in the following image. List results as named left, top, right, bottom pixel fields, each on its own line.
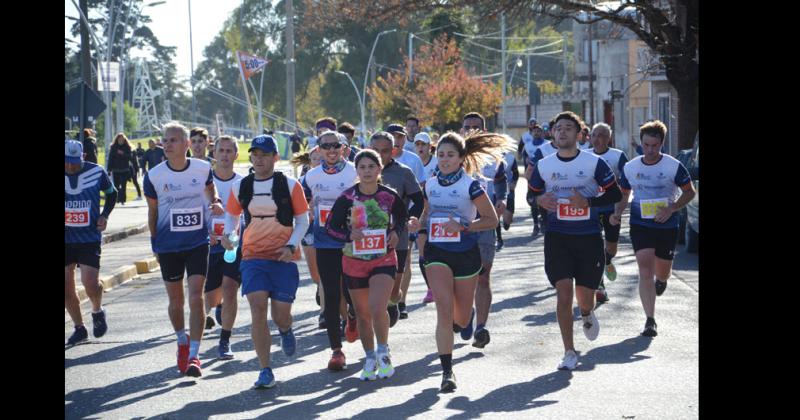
left=65, top=0, right=242, bottom=83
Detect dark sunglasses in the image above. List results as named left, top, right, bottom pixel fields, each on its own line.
left=463, top=125, right=482, bottom=131
left=319, top=142, right=343, bottom=150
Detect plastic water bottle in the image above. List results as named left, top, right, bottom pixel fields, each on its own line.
left=223, top=231, right=239, bottom=263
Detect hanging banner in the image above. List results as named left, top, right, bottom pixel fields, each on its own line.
left=236, top=51, right=269, bottom=81
left=97, top=61, right=120, bottom=92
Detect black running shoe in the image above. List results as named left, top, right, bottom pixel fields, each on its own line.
left=495, top=239, right=504, bottom=252
left=503, top=222, right=511, bottom=231
left=67, top=325, right=88, bottom=346
left=318, top=313, right=326, bottom=329
left=655, top=280, right=667, bottom=296
left=205, top=315, right=216, bottom=330
left=91, top=309, right=108, bottom=338
left=642, top=317, right=658, bottom=337
left=440, top=371, right=457, bottom=393
left=472, top=327, right=490, bottom=348
left=388, top=303, right=399, bottom=327
left=398, top=302, right=408, bottom=320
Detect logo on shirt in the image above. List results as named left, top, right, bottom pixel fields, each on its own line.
left=449, top=190, right=460, bottom=197
left=429, top=190, right=442, bottom=198
left=163, top=183, right=183, bottom=192
left=635, top=173, right=651, bottom=180
left=657, top=172, right=667, bottom=180
left=576, top=170, right=587, bottom=179
left=191, top=178, right=198, bottom=185
left=551, top=172, right=568, bottom=181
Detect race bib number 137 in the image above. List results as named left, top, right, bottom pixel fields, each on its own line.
left=353, top=229, right=387, bottom=256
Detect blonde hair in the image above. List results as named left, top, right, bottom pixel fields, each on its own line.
left=437, top=131, right=515, bottom=175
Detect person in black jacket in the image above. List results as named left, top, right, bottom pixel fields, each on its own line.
left=81, top=128, right=99, bottom=164
left=109, top=133, right=134, bottom=205
left=129, top=145, right=142, bottom=200
left=143, top=138, right=166, bottom=172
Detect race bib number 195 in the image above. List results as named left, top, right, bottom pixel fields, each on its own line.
left=65, top=207, right=90, bottom=227
left=353, top=229, right=387, bottom=256
left=170, top=207, right=203, bottom=232
left=429, top=217, right=460, bottom=243
left=556, top=199, right=590, bottom=221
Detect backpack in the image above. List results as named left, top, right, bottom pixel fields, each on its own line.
left=237, top=171, right=294, bottom=231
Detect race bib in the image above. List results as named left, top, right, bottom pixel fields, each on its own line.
left=353, top=229, right=387, bottom=256
left=170, top=207, right=203, bottom=232
left=318, top=204, right=332, bottom=225
left=640, top=198, right=669, bottom=219
left=429, top=217, right=461, bottom=243
left=211, top=218, right=226, bottom=239
left=65, top=207, right=90, bottom=227
left=556, top=199, right=590, bottom=221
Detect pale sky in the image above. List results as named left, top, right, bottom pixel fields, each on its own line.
left=65, top=0, right=242, bottom=84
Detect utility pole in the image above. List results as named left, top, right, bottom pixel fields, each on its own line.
left=104, top=0, right=117, bottom=167
left=501, top=12, right=507, bottom=133
left=587, top=21, right=595, bottom=126
left=285, top=0, right=297, bottom=131
left=408, top=32, right=413, bottom=83
left=188, top=0, right=197, bottom=125
left=79, top=0, right=91, bottom=144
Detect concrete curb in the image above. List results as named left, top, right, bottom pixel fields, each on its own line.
left=135, top=257, right=159, bottom=274
left=76, top=264, right=139, bottom=302
left=102, top=224, right=149, bottom=244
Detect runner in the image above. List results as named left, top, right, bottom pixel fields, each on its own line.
left=521, top=123, right=558, bottom=236
left=302, top=130, right=358, bottom=370
left=108, top=133, right=134, bottom=205
left=589, top=123, right=630, bottom=305
left=143, top=122, right=226, bottom=378
left=577, top=125, right=592, bottom=150
left=338, top=122, right=361, bottom=161
left=403, top=116, right=422, bottom=155
left=65, top=140, right=117, bottom=346
left=413, top=132, right=437, bottom=304
left=369, top=131, right=424, bottom=325
left=610, top=120, right=695, bottom=337
left=326, top=149, right=409, bottom=381
left=202, top=135, right=244, bottom=359
left=221, top=134, right=309, bottom=389
left=497, top=149, right=519, bottom=250
left=527, top=111, right=622, bottom=371
left=189, top=127, right=216, bottom=165
left=407, top=131, right=506, bottom=392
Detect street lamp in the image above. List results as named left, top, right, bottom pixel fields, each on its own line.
left=362, top=28, right=397, bottom=130
left=335, top=70, right=365, bottom=140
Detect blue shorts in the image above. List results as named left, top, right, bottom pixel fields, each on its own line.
left=240, top=259, right=299, bottom=303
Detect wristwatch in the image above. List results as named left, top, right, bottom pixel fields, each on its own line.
left=286, top=244, right=296, bottom=253
left=211, top=197, right=223, bottom=204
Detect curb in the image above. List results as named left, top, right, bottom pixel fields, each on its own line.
left=76, top=264, right=139, bottom=302
left=103, top=224, right=148, bottom=244
left=135, top=257, right=159, bottom=274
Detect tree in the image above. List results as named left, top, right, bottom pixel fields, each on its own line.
left=302, top=0, right=698, bottom=150
left=370, top=35, right=502, bottom=131
left=95, top=101, right=139, bottom=141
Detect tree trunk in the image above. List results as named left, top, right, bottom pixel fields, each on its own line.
left=674, top=80, right=698, bottom=150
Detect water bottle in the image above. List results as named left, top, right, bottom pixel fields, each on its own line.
left=223, top=231, right=239, bottom=263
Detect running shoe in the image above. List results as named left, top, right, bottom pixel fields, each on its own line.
left=422, top=289, right=434, bottom=304
left=177, top=343, right=190, bottom=373
left=503, top=222, right=511, bottom=231
left=67, top=325, right=88, bottom=346
left=345, top=317, right=359, bottom=343
left=557, top=350, right=578, bottom=370
left=595, top=288, right=609, bottom=306
left=605, top=263, right=617, bottom=281
left=655, top=279, right=668, bottom=296
left=387, top=303, right=399, bottom=328
left=328, top=350, right=347, bottom=371
left=472, top=327, right=490, bottom=348
left=218, top=340, right=234, bottom=360
left=360, top=357, right=377, bottom=381
left=460, top=308, right=475, bottom=341
left=642, top=317, right=658, bottom=337
left=185, top=357, right=202, bottom=377
left=398, top=302, right=408, bottom=320
left=377, top=350, right=395, bottom=379
left=205, top=315, right=216, bottom=330
left=582, top=311, right=600, bottom=341
left=91, top=309, right=107, bottom=338
left=440, top=371, right=457, bottom=392
left=532, top=224, right=540, bottom=236
left=280, top=328, right=297, bottom=356
left=495, top=238, right=504, bottom=252
left=253, top=367, right=276, bottom=389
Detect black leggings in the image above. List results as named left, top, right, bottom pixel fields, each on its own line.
left=316, top=248, right=353, bottom=351
left=112, top=171, right=130, bottom=204
left=130, top=171, right=142, bottom=197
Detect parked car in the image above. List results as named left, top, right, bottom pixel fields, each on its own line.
left=684, top=140, right=699, bottom=253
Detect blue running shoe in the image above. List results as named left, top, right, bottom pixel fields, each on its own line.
left=460, top=308, right=475, bottom=341
left=218, top=340, right=234, bottom=360
left=279, top=328, right=296, bottom=357
left=253, top=367, right=276, bottom=389
left=67, top=325, right=88, bottom=346
left=91, top=309, right=107, bottom=338
left=215, top=304, right=223, bottom=325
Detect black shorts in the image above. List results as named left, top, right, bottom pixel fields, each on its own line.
left=344, top=265, right=397, bottom=290
left=204, top=249, right=242, bottom=293
left=629, top=223, right=679, bottom=260
left=396, top=249, right=409, bottom=274
left=544, top=231, right=604, bottom=289
left=598, top=211, right=621, bottom=243
left=158, top=244, right=210, bottom=283
left=506, top=190, right=515, bottom=213
left=65, top=242, right=101, bottom=269
left=424, top=243, right=483, bottom=279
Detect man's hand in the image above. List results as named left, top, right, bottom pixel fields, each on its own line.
left=445, top=215, right=463, bottom=234
left=210, top=202, right=225, bottom=216
left=495, top=200, right=507, bottom=215
left=277, top=246, right=294, bottom=262
left=609, top=213, right=622, bottom=226
left=387, top=231, right=399, bottom=249
left=407, top=217, right=421, bottom=233
left=96, top=215, right=108, bottom=232
left=567, top=189, right=588, bottom=209
left=350, top=227, right=364, bottom=241
left=536, top=192, right=558, bottom=212
left=654, top=205, right=674, bottom=224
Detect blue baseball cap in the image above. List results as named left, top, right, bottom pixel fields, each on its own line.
left=65, top=140, right=83, bottom=164
left=249, top=135, right=278, bottom=154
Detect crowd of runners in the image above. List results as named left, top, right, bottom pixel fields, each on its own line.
left=65, top=111, right=695, bottom=392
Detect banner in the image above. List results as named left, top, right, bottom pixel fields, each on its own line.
left=97, top=61, right=120, bottom=92
left=237, top=51, right=269, bottom=80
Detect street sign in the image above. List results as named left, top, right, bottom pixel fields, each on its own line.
left=97, top=61, right=120, bottom=92
left=65, top=82, right=106, bottom=128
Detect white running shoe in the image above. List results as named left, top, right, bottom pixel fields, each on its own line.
left=557, top=350, right=579, bottom=370
left=377, top=352, right=395, bottom=379
left=360, top=357, right=377, bottom=381
left=582, top=311, right=600, bottom=341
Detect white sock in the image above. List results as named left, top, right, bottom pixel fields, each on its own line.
left=175, top=329, right=188, bottom=345
left=189, top=340, right=201, bottom=359
left=92, top=306, right=104, bottom=314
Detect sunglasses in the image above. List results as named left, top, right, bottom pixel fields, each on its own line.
left=463, top=125, right=482, bottom=131
left=319, top=142, right=343, bottom=150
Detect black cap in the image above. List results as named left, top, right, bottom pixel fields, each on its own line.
left=385, top=124, right=407, bottom=136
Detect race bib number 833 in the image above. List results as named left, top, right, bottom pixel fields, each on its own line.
left=170, top=207, right=203, bottom=232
